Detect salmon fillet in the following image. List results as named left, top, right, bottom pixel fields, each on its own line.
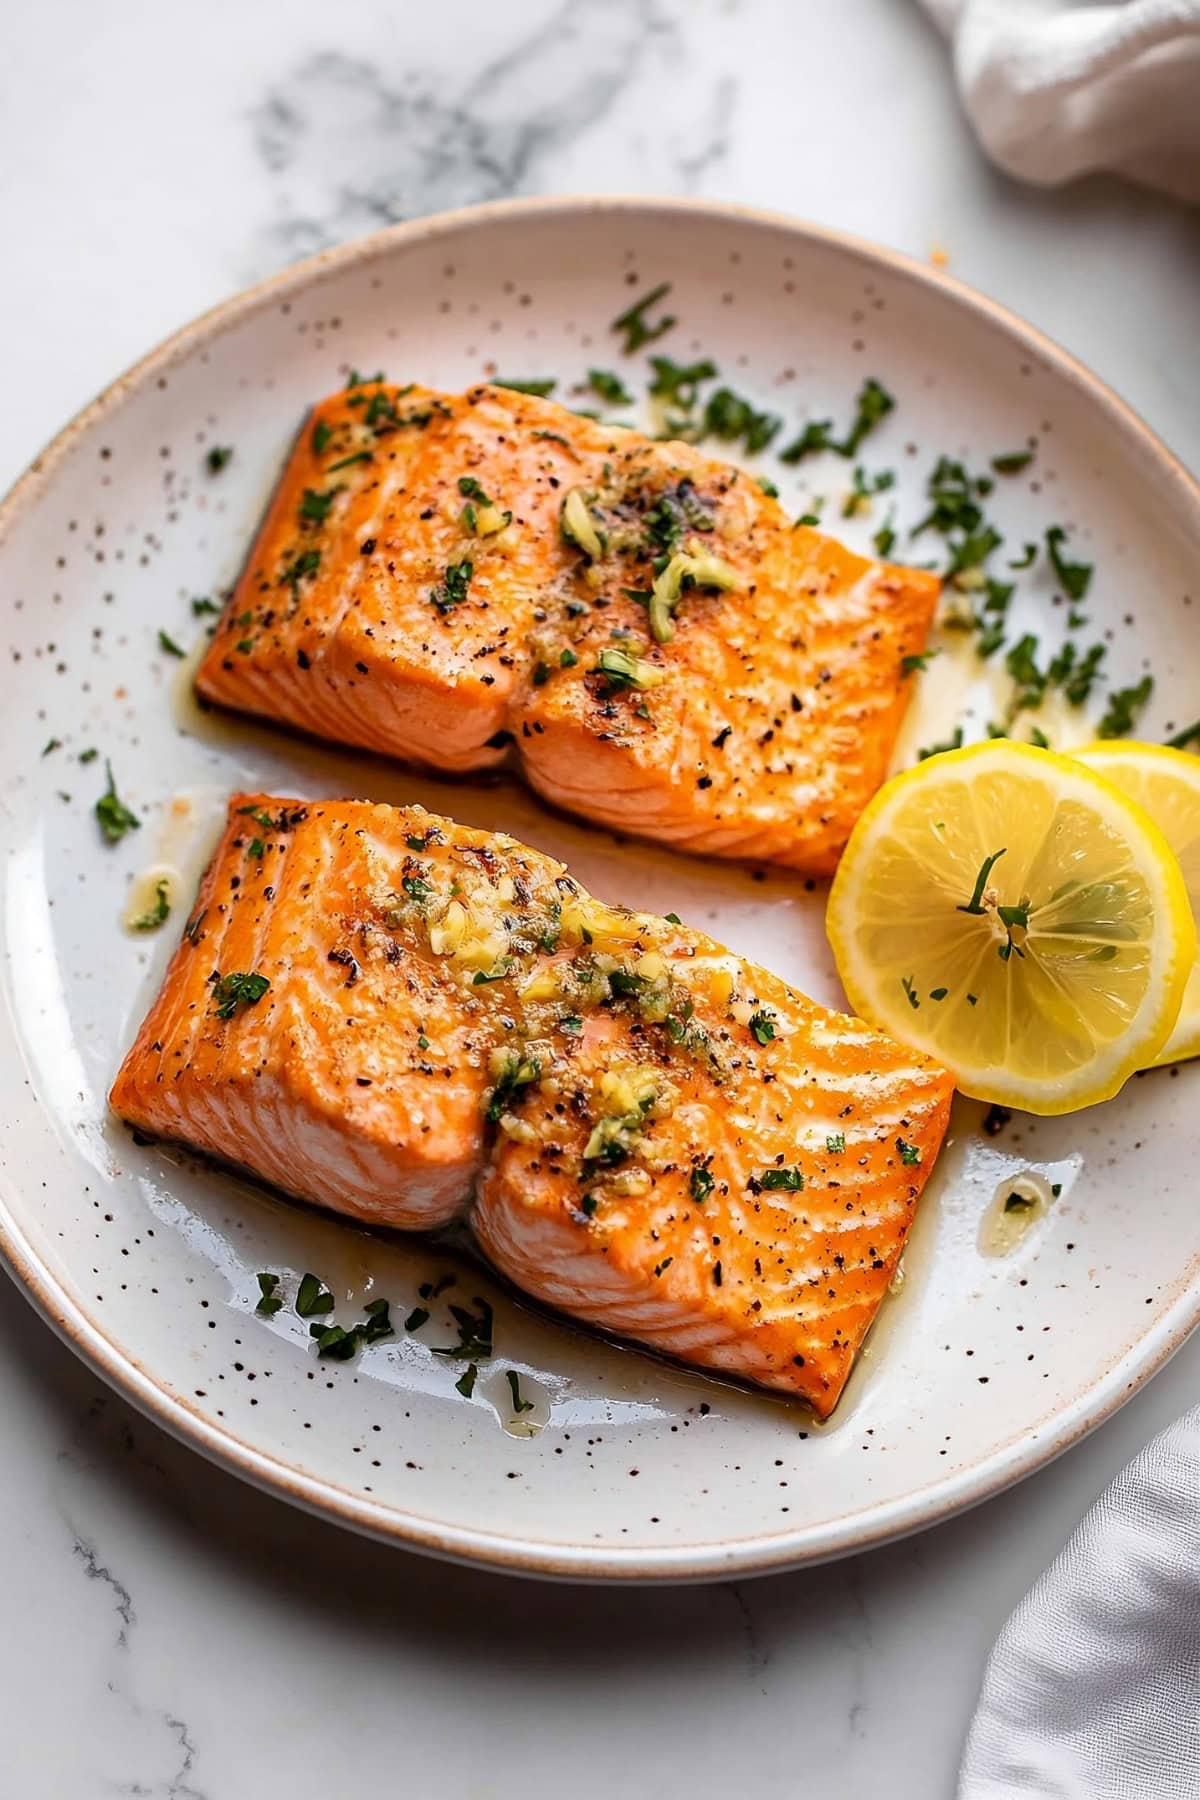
left=195, top=381, right=939, bottom=873
left=111, top=795, right=953, bottom=1414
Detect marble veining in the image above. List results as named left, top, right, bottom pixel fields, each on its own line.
left=71, top=1530, right=137, bottom=1647
left=248, top=0, right=736, bottom=270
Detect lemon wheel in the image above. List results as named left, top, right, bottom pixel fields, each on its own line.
left=826, top=740, right=1195, bottom=1114
left=1072, top=741, right=1200, bottom=1066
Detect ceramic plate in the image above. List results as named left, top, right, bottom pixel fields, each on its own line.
left=2, top=197, right=1198, bottom=1581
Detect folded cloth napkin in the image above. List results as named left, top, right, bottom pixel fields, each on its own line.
left=921, top=0, right=1200, bottom=202
left=958, top=1406, right=1200, bottom=1798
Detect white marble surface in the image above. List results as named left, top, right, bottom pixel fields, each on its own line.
left=1, top=2, right=1198, bottom=1794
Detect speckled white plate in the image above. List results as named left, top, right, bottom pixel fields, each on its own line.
left=1, top=196, right=1198, bottom=1581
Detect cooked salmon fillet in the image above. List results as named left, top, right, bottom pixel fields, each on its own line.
left=111, top=795, right=953, bottom=1413
left=195, top=381, right=939, bottom=872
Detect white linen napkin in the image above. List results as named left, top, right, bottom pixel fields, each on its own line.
left=921, top=0, right=1200, bottom=202
left=958, top=1406, right=1200, bottom=1798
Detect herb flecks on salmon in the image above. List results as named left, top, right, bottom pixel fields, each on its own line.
left=194, top=383, right=940, bottom=872
left=110, top=795, right=953, bottom=1415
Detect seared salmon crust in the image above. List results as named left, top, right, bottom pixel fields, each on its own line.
left=112, top=795, right=952, bottom=1415
left=195, top=383, right=939, bottom=873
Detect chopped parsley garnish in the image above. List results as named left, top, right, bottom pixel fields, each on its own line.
left=825, top=1133, right=846, bottom=1155
left=280, top=547, right=321, bottom=590
left=205, top=445, right=233, bottom=475
left=472, top=963, right=512, bottom=986
left=782, top=377, right=896, bottom=463
left=158, top=629, right=185, bottom=658
left=929, top=986, right=949, bottom=1001
left=405, top=1305, right=430, bottom=1332
left=299, top=486, right=340, bottom=525
left=1044, top=525, right=1093, bottom=601
left=758, top=476, right=780, bottom=498
left=485, top=1049, right=541, bottom=1125
left=587, top=368, right=634, bottom=406
left=1098, top=675, right=1153, bottom=739
left=95, top=762, right=141, bottom=844
left=433, top=1297, right=494, bottom=1363
left=247, top=837, right=265, bottom=860
left=401, top=873, right=433, bottom=905
left=1167, top=721, right=1200, bottom=750
left=495, top=377, right=557, bottom=397
left=311, top=420, right=333, bottom=455
left=901, top=974, right=920, bottom=1010
left=357, top=1297, right=394, bottom=1343
left=506, top=1371, right=534, bottom=1414
left=296, top=1271, right=334, bottom=1317
left=79, top=747, right=98, bottom=763
left=748, top=1011, right=776, bottom=1045
left=1059, top=642, right=1107, bottom=707
left=896, top=1138, right=921, bottom=1167
left=613, top=282, right=677, bottom=354
left=689, top=1166, right=715, bottom=1204
left=901, top=649, right=938, bottom=676
left=211, top=970, right=271, bottom=1019
left=455, top=1365, right=479, bottom=1398
left=191, top=596, right=220, bottom=616
left=754, top=1165, right=805, bottom=1192
left=648, top=355, right=718, bottom=411
left=917, top=728, right=964, bottom=760
left=796, top=511, right=821, bottom=527
left=132, top=878, right=171, bottom=932
left=308, top=1299, right=394, bottom=1360
left=958, top=847, right=1007, bottom=914
left=430, top=559, right=474, bottom=614
left=780, top=420, right=834, bottom=464
left=836, top=377, right=895, bottom=456
left=842, top=464, right=895, bottom=518
left=700, top=386, right=780, bottom=455
left=991, top=451, right=1033, bottom=476
left=1009, top=541, right=1038, bottom=569
left=457, top=475, right=490, bottom=502
left=42, top=737, right=62, bottom=756
left=326, top=450, right=373, bottom=472
left=873, top=515, right=896, bottom=557
left=1004, top=1190, right=1035, bottom=1213
left=255, top=1272, right=283, bottom=1317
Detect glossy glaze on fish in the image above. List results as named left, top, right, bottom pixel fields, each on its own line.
left=110, top=796, right=953, bottom=1414
left=195, top=383, right=939, bottom=872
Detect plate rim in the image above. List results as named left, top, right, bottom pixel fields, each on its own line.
left=2, top=192, right=1198, bottom=1582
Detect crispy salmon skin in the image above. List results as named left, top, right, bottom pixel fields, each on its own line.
left=195, top=382, right=939, bottom=872
left=111, top=795, right=952, bottom=1414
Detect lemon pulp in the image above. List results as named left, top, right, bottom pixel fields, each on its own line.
left=827, top=741, right=1195, bottom=1113
left=1073, top=741, right=1200, bottom=1065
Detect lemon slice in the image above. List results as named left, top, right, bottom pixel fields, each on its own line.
left=826, top=740, right=1195, bottom=1114
left=1072, top=741, right=1200, bottom=1065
